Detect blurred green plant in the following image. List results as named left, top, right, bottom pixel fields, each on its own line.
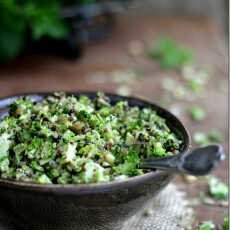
left=0, top=0, right=94, bottom=63
left=148, top=37, right=194, bottom=69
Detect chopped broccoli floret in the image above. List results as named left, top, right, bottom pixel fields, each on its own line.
left=61, top=143, right=77, bottom=164
left=0, top=158, right=10, bottom=173
left=0, top=134, right=10, bottom=160
left=37, top=174, right=52, bottom=184
left=79, top=161, right=110, bottom=184
left=153, top=142, right=166, bottom=156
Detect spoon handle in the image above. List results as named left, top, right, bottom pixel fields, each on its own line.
left=139, top=154, right=180, bottom=171
left=140, top=144, right=225, bottom=176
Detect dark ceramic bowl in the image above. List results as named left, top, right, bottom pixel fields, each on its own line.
left=0, top=92, right=190, bottom=230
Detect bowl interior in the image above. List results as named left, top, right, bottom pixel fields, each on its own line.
left=0, top=91, right=190, bottom=190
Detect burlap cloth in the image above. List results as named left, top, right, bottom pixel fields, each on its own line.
left=0, top=184, right=194, bottom=230
left=122, top=183, right=194, bottom=230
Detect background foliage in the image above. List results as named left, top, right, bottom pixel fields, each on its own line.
left=0, top=0, right=94, bottom=62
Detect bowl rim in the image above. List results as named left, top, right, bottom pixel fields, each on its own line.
left=0, top=91, right=191, bottom=193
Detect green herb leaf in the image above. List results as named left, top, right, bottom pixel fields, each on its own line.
left=30, top=9, right=69, bottom=40
left=193, top=132, right=210, bottom=147
left=0, top=0, right=86, bottom=62
left=197, top=225, right=211, bottom=230
left=187, top=79, right=204, bottom=92
left=197, top=221, right=215, bottom=230
left=209, top=177, right=228, bottom=200
left=208, top=130, right=225, bottom=143
left=188, top=106, right=206, bottom=121
left=224, top=217, right=229, bottom=230
left=148, top=37, right=194, bottom=69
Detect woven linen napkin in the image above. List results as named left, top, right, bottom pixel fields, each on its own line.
left=121, top=183, right=194, bottom=230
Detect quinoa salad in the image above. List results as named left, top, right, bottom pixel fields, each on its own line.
left=0, top=92, right=183, bottom=184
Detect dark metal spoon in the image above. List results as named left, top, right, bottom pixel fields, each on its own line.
left=139, top=145, right=225, bottom=176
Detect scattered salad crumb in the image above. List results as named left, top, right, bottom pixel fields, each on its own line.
left=129, top=40, right=144, bottom=57
left=200, top=192, right=216, bottom=206
left=197, top=221, right=215, bottom=230
left=193, top=132, right=210, bottom=147
left=208, top=130, right=225, bottom=143
left=183, top=175, right=197, bottom=183
left=144, top=208, right=154, bottom=217
left=193, top=130, right=225, bottom=147
left=116, top=85, right=131, bottom=96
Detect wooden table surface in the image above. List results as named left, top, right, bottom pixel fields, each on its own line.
left=0, top=13, right=228, bottom=228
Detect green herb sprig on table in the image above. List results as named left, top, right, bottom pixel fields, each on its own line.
left=224, top=218, right=229, bottom=230
left=193, top=130, right=225, bottom=147
left=148, top=37, right=194, bottom=69
left=196, top=218, right=229, bottom=230
left=209, top=177, right=228, bottom=200
left=197, top=225, right=212, bottom=230
left=188, top=106, right=206, bottom=121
